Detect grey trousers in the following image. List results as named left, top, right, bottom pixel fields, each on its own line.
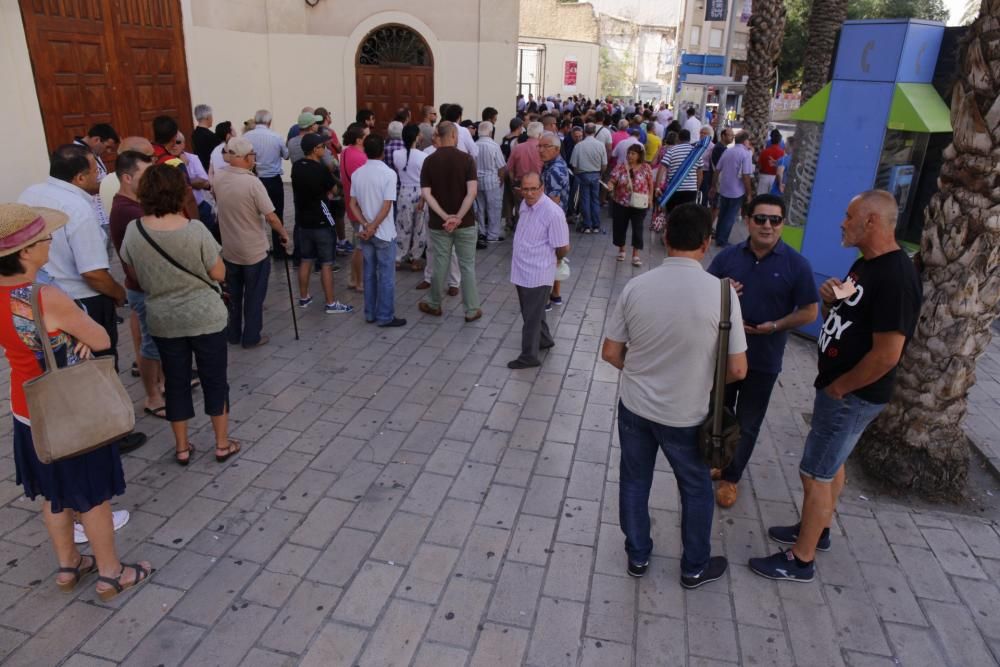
left=516, top=284, right=554, bottom=364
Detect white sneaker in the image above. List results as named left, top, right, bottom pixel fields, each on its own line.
left=73, top=509, right=131, bottom=544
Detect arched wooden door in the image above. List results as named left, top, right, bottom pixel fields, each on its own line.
left=356, top=25, right=434, bottom=135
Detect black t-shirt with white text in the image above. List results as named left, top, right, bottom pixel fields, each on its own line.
left=815, top=249, right=922, bottom=404
left=291, top=158, right=336, bottom=229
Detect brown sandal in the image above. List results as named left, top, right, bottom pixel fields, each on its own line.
left=215, top=439, right=241, bottom=463
left=96, top=562, right=151, bottom=601
left=56, top=554, right=97, bottom=592
left=175, top=443, right=194, bottom=466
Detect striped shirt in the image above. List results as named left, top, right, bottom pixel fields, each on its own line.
left=244, top=126, right=288, bottom=177
left=476, top=137, right=506, bottom=190
left=661, top=143, right=704, bottom=192
left=511, top=195, right=570, bottom=288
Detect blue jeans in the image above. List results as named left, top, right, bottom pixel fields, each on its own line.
left=225, top=257, right=270, bottom=347
left=126, top=288, right=159, bottom=361
left=618, top=400, right=714, bottom=576
left=577, top=171, right=602, bottom=231
left=800, top=389, right=885, bottom=482
left=361, top=236, right=396, bottom=324
left=722, top=370, right=779, bottom=483
left=716, top=194, right=745, bottom=246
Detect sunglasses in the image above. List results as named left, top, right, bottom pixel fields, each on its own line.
left=751, top=214, right=783, bottom=226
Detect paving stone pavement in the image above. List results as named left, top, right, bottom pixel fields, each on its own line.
left=0, top=211, right=999, bottom=666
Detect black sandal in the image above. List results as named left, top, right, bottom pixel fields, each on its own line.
left=56, top=554, right=97, bottom=592
left=215, top=439, right=241, bottom=463
left=175, top=443, right=194, bottom=466
left=130, top=362, right=140, bottom=377
left=96, top=562, right=151, bottom=601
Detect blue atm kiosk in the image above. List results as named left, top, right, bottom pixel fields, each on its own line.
left=785, top=19, right=953, bottom=336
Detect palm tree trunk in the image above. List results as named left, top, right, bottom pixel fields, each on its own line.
left=742, top=0, right=787, bottom=150
left=854, top=0, right=997, bottom=498
left=800, top=0, right=850, bottom=103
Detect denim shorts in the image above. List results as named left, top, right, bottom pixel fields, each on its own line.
left=127, top=289, right=159, bottom=361
left=799, top=389, right=886, bottom=482
left=298, top=226, right=336, bottom=265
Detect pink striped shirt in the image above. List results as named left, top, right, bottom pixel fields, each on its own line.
left=511, top=196, right=570, bottom=288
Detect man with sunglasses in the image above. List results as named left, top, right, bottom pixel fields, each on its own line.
left=708, top=194, right=818, bottom=508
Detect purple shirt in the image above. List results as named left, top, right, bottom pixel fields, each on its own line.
left=511, top=195, right=570, bottom=288
left=716, top=144, right=754, bottom=198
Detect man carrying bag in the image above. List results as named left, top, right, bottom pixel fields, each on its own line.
left=602, top=203, right=747, bottom=588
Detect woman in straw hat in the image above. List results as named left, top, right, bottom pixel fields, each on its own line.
left=0, top=203, right=151, bottom=600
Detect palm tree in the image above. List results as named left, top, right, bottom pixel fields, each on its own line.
left=855, top=0, right=997, bottom=498
left=800, top=0, right=850, bottom=103
left=742, top=0, right=787, bottom=149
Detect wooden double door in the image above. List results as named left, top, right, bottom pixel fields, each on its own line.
left=357, top=66, right=433, bottom=135
left=19, top=0, right=193, bottom=153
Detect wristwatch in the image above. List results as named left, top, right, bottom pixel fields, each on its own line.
left=771, top=322, right=778, bottom=332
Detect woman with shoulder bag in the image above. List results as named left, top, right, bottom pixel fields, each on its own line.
left=0, top=203, right=151, bottom=600
left=608, top=143, right=654, bottom=267
left=120, top=164, right=240, bottom=466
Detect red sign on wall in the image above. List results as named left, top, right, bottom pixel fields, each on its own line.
left=564, top=60, right=578, bottom=86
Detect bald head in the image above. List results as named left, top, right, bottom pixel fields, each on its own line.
left=119, top=136, right=154, bottom=156
left=854, top=190, right=899, bottom=229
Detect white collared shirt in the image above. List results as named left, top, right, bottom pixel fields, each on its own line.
left=18, top=178, right=109, bottom=299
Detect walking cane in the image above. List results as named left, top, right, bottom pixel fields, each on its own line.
left=282, top=255, right=300, bottom=341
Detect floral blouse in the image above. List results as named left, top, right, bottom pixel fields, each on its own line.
left=609, top=162, right=654, bottom=209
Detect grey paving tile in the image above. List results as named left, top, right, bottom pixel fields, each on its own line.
left=3, top=601, right=109, bottom=667
left=426, top=498, right=481, bottom=547
left=921, top=526, right=988, bottom=579
left=398, top=543, right=460, bottom=604
left=556, top=498, right=600, bottom=547
left=527, top=597, right=584, bottom=667
left=523, top=474, right=567, bottom=518
left=892, top=544, right=960, bottom=603
left=636, top=613, right=687, bottom=666
left=427, top=576, right=492, bottom=647
left=825, top=584, right=891, bottom=655
left=488, top=561, right=545, bottom=627
left=579, top=637, right=631, bottom=667
left=371, top=512, right=431, bottom=564
left=170, top=556, right=259, bottom=626
left=82, top=584, right=183, bottom=661
left=357, top=599, right=433, bottom=665
left=229, top=508, right=302, bottom=564
left=449, top=461, right=496, bottom=502
left=414, top=642, right=470, bottom=667
left=332, top=560, right=403, bottom=626
left=181, top=602, right=275, bottom=667
left=299, top=622, right=367, bottom=667
left=242, top=570, right=299, bottom=608
left=120, top=618, right=204, bottom=667
left=586, top=573, right=636, bottom=643
left=456, top=525, right=511, bottom=581
left=260, top=581, right=341, bottom=653
left=288, top=497, right=353, bottom=549
left=306, top=528, right=376, bottom=586
left=476, top=483, right=525, bottom=529
left=923, top=598, right=997, bottom=666
left=883, top=622, right=949, bottom=667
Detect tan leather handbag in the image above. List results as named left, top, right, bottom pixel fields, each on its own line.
left=22, top=285, right=135, bottom=464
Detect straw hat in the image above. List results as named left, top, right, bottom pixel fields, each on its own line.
left=0, top=204, right=68, bottom=257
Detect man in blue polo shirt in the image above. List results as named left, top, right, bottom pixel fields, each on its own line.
left=707, top=193, right=819, bottom=508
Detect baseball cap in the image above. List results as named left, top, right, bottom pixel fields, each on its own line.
left=301, top=133, right=326, bottom=154
left=298, top=112, right=322, bottom=129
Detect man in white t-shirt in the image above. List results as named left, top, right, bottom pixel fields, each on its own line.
left=602, top=203, right=747, bottom=588
left=656, top=103, right=674, bottom=127
left=683, top=107, right=703, bottom=138
left=350, top=134, right=406, bottom=328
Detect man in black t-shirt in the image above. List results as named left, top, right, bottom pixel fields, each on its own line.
left=292, top=133, right=352, bottom=313
left=750, top=190, right=921, bottom=584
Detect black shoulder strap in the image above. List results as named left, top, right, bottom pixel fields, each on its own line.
left=135, top=219, right=220, bottom=294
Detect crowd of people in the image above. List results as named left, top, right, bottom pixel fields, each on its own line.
left=0, top=89, right=918, bottom=605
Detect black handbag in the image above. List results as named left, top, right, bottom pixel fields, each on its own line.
left=698, top=278, right=741, bottom=469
